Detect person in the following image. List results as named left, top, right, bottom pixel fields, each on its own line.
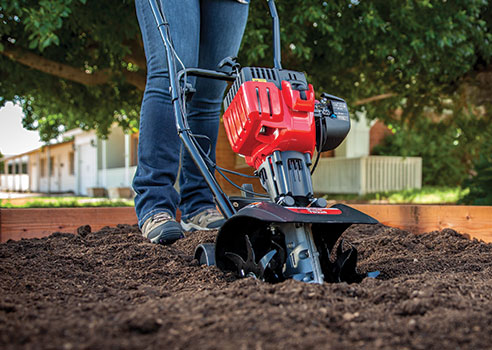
left=133, top=0, right=250, bottom=245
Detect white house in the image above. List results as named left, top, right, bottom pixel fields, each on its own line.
left=1, top=116, right=422, bottom=197
left=67, top=126, right=138, bottom=197
left=1, top=124, right=138, bottom=197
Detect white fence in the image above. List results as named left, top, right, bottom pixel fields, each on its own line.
left=95, top=166, right=137, bottom=198
left=312, top=156, right=422, bottom=195
left=98, top=166, right=137, bottom=188
left=0, top=174, right=30, bottom=192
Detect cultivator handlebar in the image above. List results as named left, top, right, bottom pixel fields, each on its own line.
left=150, top=0, right=379, bottom=284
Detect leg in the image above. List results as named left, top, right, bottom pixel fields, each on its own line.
left=179, top=0, right=249, bottom=220
left=133, top=0, right=200, bottom=227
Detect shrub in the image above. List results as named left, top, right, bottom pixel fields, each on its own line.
left=459, top=153, right=492, bottom=205
left=372, top=119, right=467, bottom=186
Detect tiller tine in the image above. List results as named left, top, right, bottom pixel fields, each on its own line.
left=224, top=235, right=277, bottom=279
left=214, top=202, right=378, bottom=284
left=320, top=239, right=364, bottom=284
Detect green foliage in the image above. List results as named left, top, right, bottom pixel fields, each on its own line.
left=0, top=0, right=491, bottom=142
left=373, top=186, right=468, bottom=204
left=373, top=112, right=492, bottom=186
left=372, top=121, right=463, bottom=186
left=459, top=154, right=492, bottom=205
left=0, top=0, right=142, bottom=140
left=0, top=150, right=4, bottom=174
left=242, top=0, right=492, bottom=119
left=459, top=134, right=492, bottom=205
left=324, top=186, right=466, bottom=204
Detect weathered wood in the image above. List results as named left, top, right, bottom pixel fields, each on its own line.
left=1, top=205, right=491, bottom=243
left=0, top=207, right=137, bottom=242
left=351, top=204, right=492, bottom=243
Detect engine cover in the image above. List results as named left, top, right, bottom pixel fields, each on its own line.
left=222, top=67, right=316, bottom=169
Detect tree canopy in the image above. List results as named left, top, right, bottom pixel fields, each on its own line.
left=1, top=0, right=491, bottom=142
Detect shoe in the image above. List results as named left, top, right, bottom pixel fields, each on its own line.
left=141, top=212, right=184, bottom=245
left=181, top=208, right=226, bottom=232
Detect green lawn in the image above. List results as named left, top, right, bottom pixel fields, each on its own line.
left=0, top=196, right=134, bottom=208
left=0, top=187, right=468, bottom=208
left=323, top=186, right=468, bottom=204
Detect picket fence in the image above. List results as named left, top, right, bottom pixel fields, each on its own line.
left=312, top=156, right=422, bottom=195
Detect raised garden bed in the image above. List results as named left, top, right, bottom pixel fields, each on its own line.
left=1, top=205, right=491, bottom=242
left=0, top=223, right=491, bottom=349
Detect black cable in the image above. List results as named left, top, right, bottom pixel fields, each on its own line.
left=216, top=167, right=270, bottom=198
left=311, top=150, right=321, bottom=175
left=187, top=129, right=268, bottom=197
left=215, top=165, right=258, bottom=179
left=311, top=114, right=323, bottom=175
left=190, top=133, right=212, bottom=157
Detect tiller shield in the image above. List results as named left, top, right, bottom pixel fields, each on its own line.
left=212, top=203, right=377, bottom=284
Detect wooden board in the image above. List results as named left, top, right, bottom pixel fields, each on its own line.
left=351, top=204, right=492, bottom=243
left=1, top=205, right=491, bottom=243
left=0, top=207, right=137, bottom=242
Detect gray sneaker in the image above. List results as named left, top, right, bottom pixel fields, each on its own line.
left=181, top=208, right=226, bottom=232
left=141, top=212, right=184, bottom=245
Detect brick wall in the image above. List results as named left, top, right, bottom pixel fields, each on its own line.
left=369, top=120, right=392, bottom=154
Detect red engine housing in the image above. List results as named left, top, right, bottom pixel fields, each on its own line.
left=223, top=80, right=316, bottom=169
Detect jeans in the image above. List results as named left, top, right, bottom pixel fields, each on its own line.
left=133, top=0, right=249, bottom=227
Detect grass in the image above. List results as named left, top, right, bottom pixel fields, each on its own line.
left=0, top=196, right=134, bottom=208
left=323, top=186, right=469, bottom=204
left=0, top=187, right=469, bottom=208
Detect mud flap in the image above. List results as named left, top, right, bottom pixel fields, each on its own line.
left=215, top=202, right=378, bottom=283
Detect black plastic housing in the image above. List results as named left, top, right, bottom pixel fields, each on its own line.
left=223, top=67, right=309, bottom=110
left=315, top=93, right=351, bottom=152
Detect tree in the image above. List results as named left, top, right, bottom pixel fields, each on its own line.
left=1, top=0, right=144, bottom=141
left=0, top=150, right=4, bottom=174
left=1, top=0, right=491, bottom=142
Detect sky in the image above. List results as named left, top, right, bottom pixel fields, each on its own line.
left=0, top=102, right=44, bottom=157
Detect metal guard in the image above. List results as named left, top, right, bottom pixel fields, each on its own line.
left=222, top=202, right=378, bottom=225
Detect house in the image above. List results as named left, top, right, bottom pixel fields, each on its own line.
left=0, top=125, right=137, bottom=197
left=1, top=140, right=75, bottom=194
left=1, top=115, right=422, bottom=197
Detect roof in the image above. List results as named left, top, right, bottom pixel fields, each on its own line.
left=1, top=139, right=74, bottom=161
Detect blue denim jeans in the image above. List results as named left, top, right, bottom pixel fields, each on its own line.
left=133, top=0, right=249, bottom=227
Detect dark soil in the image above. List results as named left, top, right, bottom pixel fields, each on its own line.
left=1, top=223, right=491, bottom=350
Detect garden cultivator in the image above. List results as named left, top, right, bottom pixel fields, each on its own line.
left=150, top=0, right=378, bottom=284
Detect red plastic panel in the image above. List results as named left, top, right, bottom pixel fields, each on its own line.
left=223, top=81, right=316, bottom=169
left=285, top=207, right=342, bottom=215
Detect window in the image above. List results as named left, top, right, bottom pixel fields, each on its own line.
left=49, top=157, right=54, bottom=176
left=22, top=162, right=28, bottom=174
left=15, top=163, right=19, bottom=174
left=8, top=163, right=13, bottom=174
left=69, top=152, right=75, bottom=175
left=40, top=158, right=46, bottom=177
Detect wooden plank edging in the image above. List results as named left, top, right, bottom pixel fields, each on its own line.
left=351, top=204, right=492, bottom=243
left=0, top=205, right=491, bottom=243
left=0, top=207, right=137, bottom=242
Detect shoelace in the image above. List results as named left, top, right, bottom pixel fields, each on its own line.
left=152, top=212, right=172, bottom=223
left=198, top=209, right=222, bottom=224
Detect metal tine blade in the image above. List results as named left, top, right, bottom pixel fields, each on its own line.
left=224, top=252, right=246, bottom=268
left=259, top=250, right=277, bottom=271
left=244, top=235, right=256, bottom=264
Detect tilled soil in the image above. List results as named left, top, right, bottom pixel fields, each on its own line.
left=0, top=223, right=491, bottom=350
